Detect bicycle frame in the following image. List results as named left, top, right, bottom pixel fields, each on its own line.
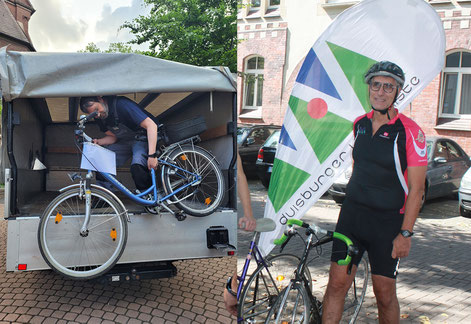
left=237, top=231, right=270, bottom=299
left=96, top=158, right=201, bottom=206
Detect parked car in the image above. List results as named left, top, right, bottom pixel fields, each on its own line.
left=238, top=124, right=281, bottom=178
left=329, top=136, right=471, bottom=208
left=459, top=168, right=471, bottom=217
left=255, top=129, right=281, bottom=188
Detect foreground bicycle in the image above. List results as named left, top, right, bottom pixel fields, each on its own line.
left=264, top=219, right=369, bottom=324
left=237, top=218, right=312, bottom=323
left=37, top=113, right=225, bottom=280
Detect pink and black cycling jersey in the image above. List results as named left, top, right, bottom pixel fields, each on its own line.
left=345, top=109, right=428, bottom=212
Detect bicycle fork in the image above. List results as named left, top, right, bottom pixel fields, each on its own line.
left=80, top=171, right=93, bottom=237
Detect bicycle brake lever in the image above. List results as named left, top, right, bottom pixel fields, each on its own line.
left=346, top=246, right=359, bottom=275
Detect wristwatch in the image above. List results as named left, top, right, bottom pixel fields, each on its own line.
left=400, top=230, right=414, bottom=238
left=226, top=276, right=237, bottom=297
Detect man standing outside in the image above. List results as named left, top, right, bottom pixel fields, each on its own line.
left=79, top=96, right=158, bottom=191
left=322, top=62, right=427, bottom=324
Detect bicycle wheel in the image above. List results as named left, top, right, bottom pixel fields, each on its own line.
left=38, top=188, right=128, bottom=280
left=162, top=145, right=225, bottom=216
left=238, top=254, right=312, bottom=323
left=341, top=257, right=369, bottom=324
left=264, top=282, right=313, bottom=324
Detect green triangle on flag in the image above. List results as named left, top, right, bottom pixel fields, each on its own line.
left=327, top=41, right=377, bottom=113
left=268, top=158, right=311, bottom=213
left=289, top=96, right=352, bottom=164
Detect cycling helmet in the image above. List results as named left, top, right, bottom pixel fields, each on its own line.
left=364, top=61, right=405, bottom=88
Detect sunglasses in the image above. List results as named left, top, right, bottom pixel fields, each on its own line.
left=369, top=81, right=397, bottom=93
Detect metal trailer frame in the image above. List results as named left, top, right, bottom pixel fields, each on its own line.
left=0, top=48, right=238, bottom=276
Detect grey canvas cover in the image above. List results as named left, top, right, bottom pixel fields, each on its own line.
left=0, top=47, right=236, bottom=102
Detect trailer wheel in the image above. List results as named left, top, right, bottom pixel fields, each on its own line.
left=38, top=188, right=127, bottom=280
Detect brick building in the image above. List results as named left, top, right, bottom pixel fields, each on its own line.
left=0, top=0, right=35, bottom=51
left=238, top=0, right=471, bottom=153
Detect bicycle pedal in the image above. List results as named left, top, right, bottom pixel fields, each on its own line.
left=175, top=212, right=186, bottom=221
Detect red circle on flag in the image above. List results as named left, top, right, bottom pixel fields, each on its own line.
left=307, top=98, right=328, bottom=119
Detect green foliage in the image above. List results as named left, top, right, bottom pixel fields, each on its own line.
left=121, top=0, right=237, bottom=72
left=79, top=42, right=141, bottom=54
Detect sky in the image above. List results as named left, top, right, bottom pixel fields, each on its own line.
left=28, top=0, right=151, bottom=52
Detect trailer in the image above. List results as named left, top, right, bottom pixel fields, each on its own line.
left=0, top=47, right=237, bottom=279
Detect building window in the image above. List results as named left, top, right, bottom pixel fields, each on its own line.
left=242, top=56, right=264, bottom=116
left=440, top=51, right=471, bottom=117
left=251, top=0, right=261, bottom=7
left=269, top=0, right=280, bottom=6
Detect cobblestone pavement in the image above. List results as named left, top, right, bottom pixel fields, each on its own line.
left=0, top=204, right=236, bottom=323
left=238, top=180, right=471, bottom=323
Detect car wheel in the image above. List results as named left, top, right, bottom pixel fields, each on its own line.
left=460, top=205, right=471, bottom=218
left=260, top=177, right=270, bottom=189
left=419, top=185, right=427, bottom=212
left=332, top=195, right=345, bottom=205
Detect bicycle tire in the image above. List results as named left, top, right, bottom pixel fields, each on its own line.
left=37, top=188, right=128, bottom=280
left=238, top=253, right=312, bottom=323
left=264, top=281, right=312, bottom=324
left=341, top=257, right=369, bottom=324
left=161, top=145, right=225, bottom=216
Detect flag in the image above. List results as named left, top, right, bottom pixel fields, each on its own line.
left=259, top=0, right=445, bottom=255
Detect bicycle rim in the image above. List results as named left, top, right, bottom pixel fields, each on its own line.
left=162, top=145, right=224, bottom=216
left=342, top=257, right=369, bottom=323
left=238, top=254, right=311, bottom=323
left=38, top=188, right=127, bottom=280
left=264, top=282, right=311, bottom=324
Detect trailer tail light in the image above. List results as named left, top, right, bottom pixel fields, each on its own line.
left=18, top=264, right=27, bottom=271
left=257, top=148, right=264, bottom=161
left=227, top=251, right=235, bottom=256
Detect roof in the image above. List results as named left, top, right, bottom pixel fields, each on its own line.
left=0, top=48, right=236, bottom=101
left=0, top=0, right=32, bottom=46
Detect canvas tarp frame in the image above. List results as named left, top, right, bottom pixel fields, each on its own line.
left=0, top=47, right=236, bottom=101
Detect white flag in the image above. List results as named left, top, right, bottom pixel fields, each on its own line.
left=259, top=0, right=445, bottom=255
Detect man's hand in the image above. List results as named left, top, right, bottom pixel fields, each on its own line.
left=239, top=215, right=256, bottom=231
left=92, top=138, right=101, bottom=145
left=224, top=288, right=237, bottom=316
left=391, top=234, right=411, bottom=259
left=147, top=157, right=158, bottom=170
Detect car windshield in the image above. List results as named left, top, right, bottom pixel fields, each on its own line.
left=426, top=139, right=433, bottom=161
left=237, top=128, right=249, bottom=144
left=264, top=130, right=281, bottom=148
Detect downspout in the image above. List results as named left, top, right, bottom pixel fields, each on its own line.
left=7, top=101, right=18, bottom=215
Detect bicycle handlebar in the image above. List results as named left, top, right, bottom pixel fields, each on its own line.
left=273, top=218, right=355, bottom=266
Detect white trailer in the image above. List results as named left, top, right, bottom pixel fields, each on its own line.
left=0, top=47, right=237, bottom=280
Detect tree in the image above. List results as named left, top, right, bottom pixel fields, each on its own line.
left=79, top=42, right=139, bottom=54
left=121, top=0, right=237, bottom=72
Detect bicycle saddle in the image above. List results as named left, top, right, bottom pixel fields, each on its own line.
left=255, top=218, right=276, bottom=233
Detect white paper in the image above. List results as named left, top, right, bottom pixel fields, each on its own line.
left=80, top=142, right=116, bottom=175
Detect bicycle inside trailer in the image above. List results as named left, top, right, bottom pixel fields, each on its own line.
left=1, top=50, right=238, bottom=276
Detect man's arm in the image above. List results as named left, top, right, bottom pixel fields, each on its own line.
left=140, top=117, right=158, bottom=170
left=93, top=131, right=117, bottom=146
left=392, top=165, right=426, bottom=258
left=237, top=153, right=256, bottom=231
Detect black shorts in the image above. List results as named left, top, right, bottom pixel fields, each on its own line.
left=331, top=198, right=403, bottom=279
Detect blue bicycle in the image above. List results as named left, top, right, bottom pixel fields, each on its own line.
left=37, top=114, right=225, bottom=279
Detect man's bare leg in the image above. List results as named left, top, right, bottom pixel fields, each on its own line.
left=322, top=262, right=357, bottom=324
left=372, top=274, right=399, bottom=324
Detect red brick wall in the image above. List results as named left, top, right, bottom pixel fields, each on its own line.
left=404, top=10, right=471, bottom=154
left=0, top=37, right=30, bottom=51
left=5, top=1, right=33, bottom=37
left=237, top=23, right=287, bottom=126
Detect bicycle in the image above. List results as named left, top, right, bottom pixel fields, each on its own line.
left=37, top=112, right=225, bottom=280
left=237, top=218, right=313, bottom=323
left=264, top=219, right=369, bottom=324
